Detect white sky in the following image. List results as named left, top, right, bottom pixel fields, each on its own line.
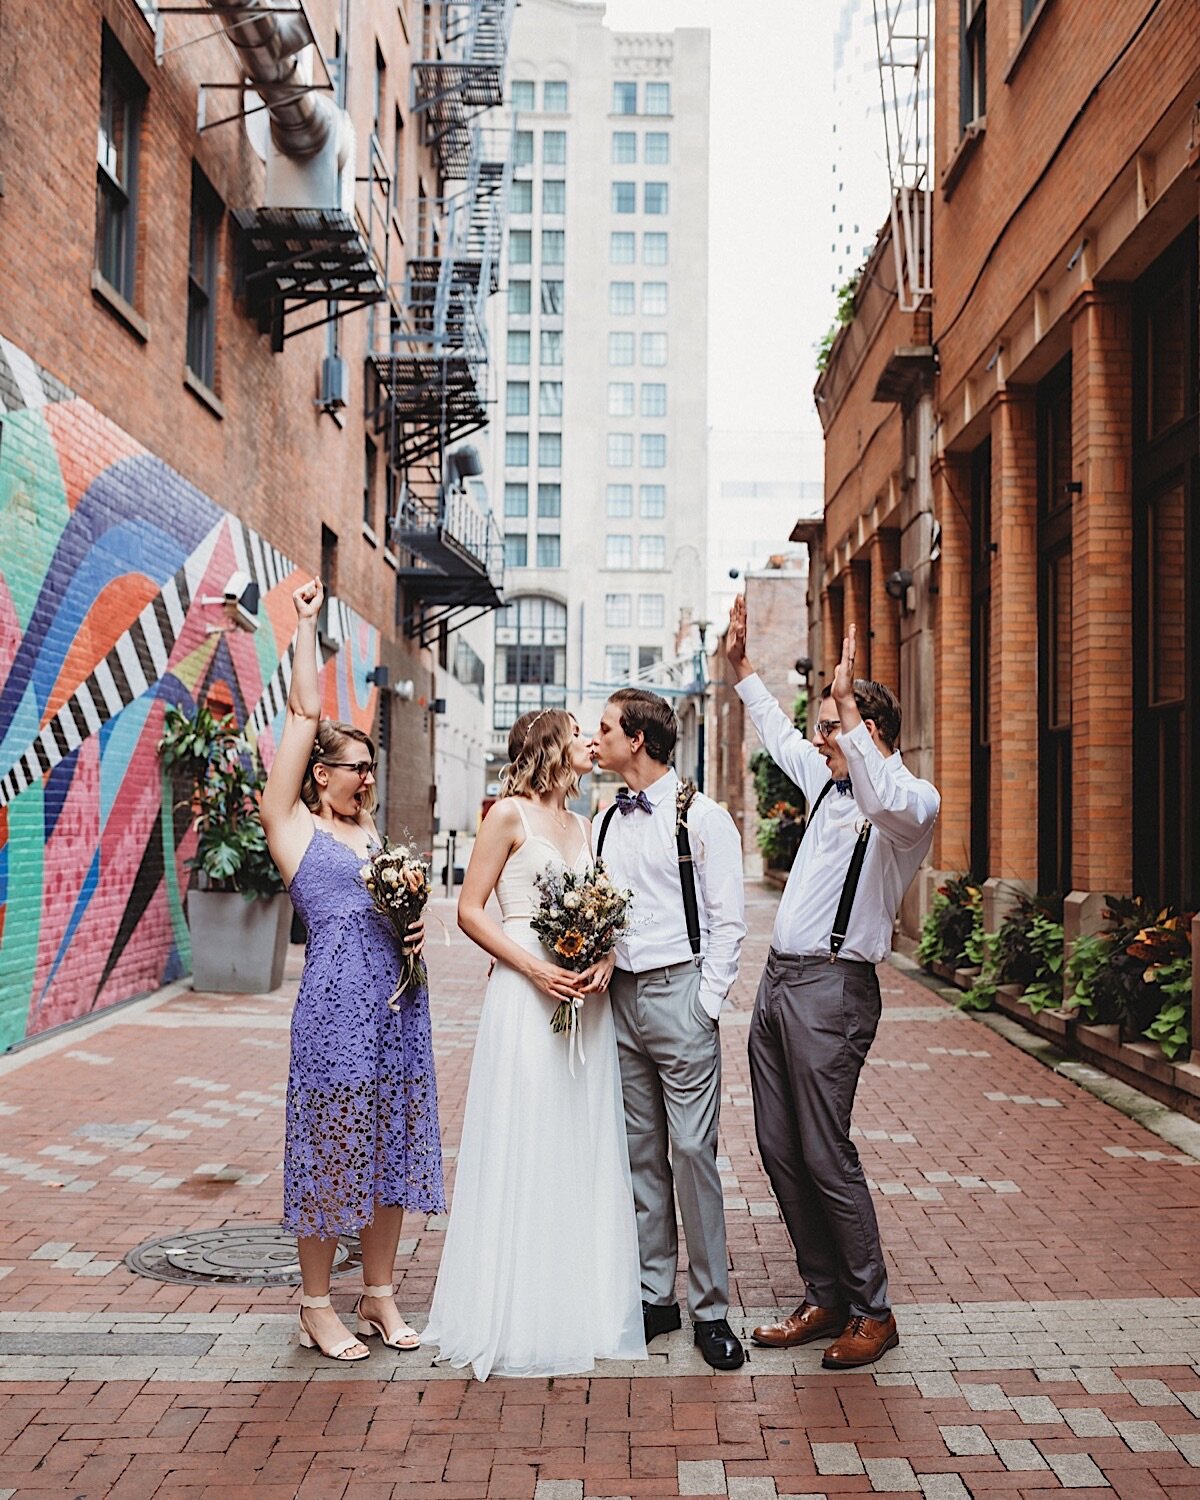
left=603, top=0, right=848, bottom=442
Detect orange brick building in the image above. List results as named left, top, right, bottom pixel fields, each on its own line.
left=807, top=0, right=1198, bottom=960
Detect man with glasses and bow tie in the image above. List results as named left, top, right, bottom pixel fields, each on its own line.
left=589, top=689, right=747, bottom=1369
left=726, top=596, right=939, bottom=1370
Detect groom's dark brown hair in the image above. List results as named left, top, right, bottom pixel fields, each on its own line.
left=608, top=688, right=678, bottom=764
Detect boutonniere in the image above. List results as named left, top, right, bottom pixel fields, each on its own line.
left=676, top=777, right=698, bottom=832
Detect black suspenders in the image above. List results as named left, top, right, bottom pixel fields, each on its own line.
left=596, top=785, right=702, bottom=964
left=793, top=779, right=873, bottom=961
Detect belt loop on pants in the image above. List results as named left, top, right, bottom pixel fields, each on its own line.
left=767, top=947, right=873, bottom=976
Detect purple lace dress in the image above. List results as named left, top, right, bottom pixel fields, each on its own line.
left=283, top=828, right=445, bottom=1238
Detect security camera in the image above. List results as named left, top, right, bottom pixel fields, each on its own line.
left=221, top=571, right=261, bottom=632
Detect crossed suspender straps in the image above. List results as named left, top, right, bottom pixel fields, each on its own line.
left=596, top=781, right=702, bottom=965
left=799, top=779, right=873, bottom=960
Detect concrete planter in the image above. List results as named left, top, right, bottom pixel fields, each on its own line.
left=187, top=891, right=292, bottom=994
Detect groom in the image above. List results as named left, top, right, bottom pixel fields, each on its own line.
left=590, top=688, right=747, bottom=1370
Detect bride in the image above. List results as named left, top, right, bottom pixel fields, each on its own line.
left=421, top=708, right=646, bottom=1379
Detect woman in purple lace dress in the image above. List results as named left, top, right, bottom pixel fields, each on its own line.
left=261, top=578, right=444, bottom=1362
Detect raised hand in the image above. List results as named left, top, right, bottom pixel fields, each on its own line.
left=293, top=577, right=323, bottom=620
left=725, top=595, right=752, bottom=678
left=831, top=623, right=862, bottom=733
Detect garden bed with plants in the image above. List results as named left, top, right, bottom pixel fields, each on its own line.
left=915, top=876, right=1199, bottom=1117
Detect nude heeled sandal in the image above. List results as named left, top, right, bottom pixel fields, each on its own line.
left=356, top=1283, right=421, bottom=1350
left=297, top=1293, right=370, bottom=1361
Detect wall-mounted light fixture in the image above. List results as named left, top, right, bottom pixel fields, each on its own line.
left=885, top=567, right=914, bottom=601
left=1066, top=237, right=1088, bottom=271
left=795, top=656, right=814, bottom=676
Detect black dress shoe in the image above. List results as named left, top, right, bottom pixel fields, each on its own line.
left=693, top=1317, right=745, bottom=1370
left=642, top=1300, right=682, bottom=1343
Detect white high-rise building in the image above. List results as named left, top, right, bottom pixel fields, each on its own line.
left=486, top=0, right=710, bottom=765
left=830, top=0, right=894, bottom=293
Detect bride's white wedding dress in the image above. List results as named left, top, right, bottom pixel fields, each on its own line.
left=421, top=803, right=646, bottom=1380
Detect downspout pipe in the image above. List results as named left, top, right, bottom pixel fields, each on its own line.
left=207, top=0, right=337, bottom=161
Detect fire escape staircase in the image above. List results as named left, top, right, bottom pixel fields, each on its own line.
left=411, top=0, right=516, bottom=180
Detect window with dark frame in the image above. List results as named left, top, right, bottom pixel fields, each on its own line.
left=959, top=0, right=987, bottom=135
left=186, top=168, right=221, bottom=391
left=363, top=435, right=378, bottom=529
left=1021, top=0, right=1040, bottom=24
left=96, top=28, right=145, bottom=304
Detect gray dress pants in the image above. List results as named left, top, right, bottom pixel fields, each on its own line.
left=609, top=962, right=728, bottom=1320
left=748, top=949, right=890, bottom=1320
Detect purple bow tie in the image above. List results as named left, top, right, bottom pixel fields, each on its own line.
left=616, top=788, right=653, bottom=815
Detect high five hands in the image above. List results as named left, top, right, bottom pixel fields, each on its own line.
left=832, top=623, right=863, bottom=735
left=725, top=595, right=753, bottom=680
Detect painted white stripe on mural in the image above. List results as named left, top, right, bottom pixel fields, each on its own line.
left=92, top=661, right=124, bottom=718
left=74, top=682, right=102, bottom=734
left=114, top=635, right=148, bottom=700
left=161, top=577, right=186, bottom=639
left=183, top=522, right=224, bottom=596
left=2, top=340, right=46, bottom=411
left=229, top=519, right=250, bottom=577
left=21, top=749, right=41, bottom=785
left=138, top=605, right=169, bottom=676
left=54, top=708, right=82, bottom=754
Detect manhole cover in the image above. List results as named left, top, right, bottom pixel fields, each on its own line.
left=125, top=1224, right=363, bottom=1286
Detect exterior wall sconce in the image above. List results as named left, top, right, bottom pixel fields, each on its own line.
left=885, top=567, right=914, bottom=600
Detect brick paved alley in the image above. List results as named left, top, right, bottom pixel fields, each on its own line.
left=2, top=881, right=1200, bottom=1499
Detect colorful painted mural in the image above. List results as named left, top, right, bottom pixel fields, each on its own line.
left=0, top=336, right=379, bottom=1051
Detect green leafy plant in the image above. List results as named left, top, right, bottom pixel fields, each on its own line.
left=750, top=699, right=808, bottom=871
left=1143, top=956, right=1192, bottom=1060
left=1015, top=911, right=1066, bottom=1013
left=814, top=268, right=865, bottom=375
left=960, top=890, right=1065, bottom=1012
left=917, top=874, right=980, bottom=969
left=158, top=704, right=284, bottom=900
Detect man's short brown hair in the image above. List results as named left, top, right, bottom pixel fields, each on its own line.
left=607, top=688, right=678, bottom=765
left=822, top=679, right=902, bottom=749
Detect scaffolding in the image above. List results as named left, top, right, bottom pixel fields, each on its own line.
left=873, top=0, right=933, bottom=312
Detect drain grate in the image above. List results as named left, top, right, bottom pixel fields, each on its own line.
left=125, top=1224, right=362, bottom=1286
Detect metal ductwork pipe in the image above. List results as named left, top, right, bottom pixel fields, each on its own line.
left=207, top=0, right=336, bottom=161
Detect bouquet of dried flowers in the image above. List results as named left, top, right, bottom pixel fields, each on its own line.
left=360, top=838, right=431, bottom=1009
left=530, top=861, right=633, bottom=1067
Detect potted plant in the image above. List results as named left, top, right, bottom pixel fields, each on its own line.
left=158, top=702, right=290, bottom=994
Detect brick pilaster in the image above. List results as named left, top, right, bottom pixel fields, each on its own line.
left=869, top=530, right=901, bottom=690
left=841, top=562, right=870, bottom=681
left=820, top=585, right=843, bottom=691
left=931, top=455, right=972, bottom=873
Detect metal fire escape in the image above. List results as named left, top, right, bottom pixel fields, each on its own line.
left=873, top=0, right=932, bottom=313
left=369, top=122, right=514, bottom=644
left=411, top=0, right=516, bottom=179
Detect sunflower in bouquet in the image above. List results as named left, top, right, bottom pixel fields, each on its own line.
left=359, top=838, right=431, bottom=1009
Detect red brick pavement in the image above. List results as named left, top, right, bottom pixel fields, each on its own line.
left=1, top=882, right=1199, bottom=1497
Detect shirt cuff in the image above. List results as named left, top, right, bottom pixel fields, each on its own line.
left=698, top=985, right=724, bottom=1020
left=733, top=672, right=770, bottom=708
left=841, top=719, right=881, bottom=764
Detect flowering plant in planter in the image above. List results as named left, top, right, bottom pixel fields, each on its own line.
left=961, top=891, right=1065, bottom=1013
left=916, top=874, right=982, bottom=970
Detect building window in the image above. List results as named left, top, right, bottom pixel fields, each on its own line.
left=639, top=534, right=666, bottom=569
left=960, top=0, right=987, bottom=133
left=608, top=382, right=634, bottom=416
left=644, top=82, right=671, bottom=115
left=539, top=381, right=563, bottom=416
left=392, top=106, right=405, bottom=207
left=542, top=178, right=565, bottom=214
left=640, top=433, right=667, bottom=468
left=514, top=129, right=534, bottom=166
left=373, top=43, right=387, bottom=141
left=1021, top=0, right=1039, bottom=19
left=509, top=229, right=532, bottom=264
left=612, top=181, right=636, bottom=214
left=538, top=432, right=562, bottom=467
left=608, top=332, right=635, bottom=366
left=541, top=279, right=564, bottom=314
left=638, top=592, right=666, bottom=628
left=644, top=182, right=669, bottom=215
left=541, top=228, right=565, bottom=264
left=638, top=645, right=663, bottom=674
left=613, top=81, right=637, bottom=114
left=612, top=130, right=636, bottom=163
left=505, top=431, right=529, bottom=467
left=640, top=382, right=667, bottom=418
left=511, top=79, right=535, bottom=111
left=543, top=80, right=568, bottom=111
left=639, top=483, right=666, bottom=518
left=644, top=130, right=670, bottom=164
left=186, top=169, right=220, bottom=389
left=608, top=432, right=634, bottom=467
left=505, top=534, right=528, bottom=568
left=643, top=232, right=669, bottom=265
left=605, top=645, right=631, bottom=680
left=606, top=534, right=633, bottom=568
left=609, top=280, right=635, bottom=315
left=363, top=435, right=378, bottom=528
left=511, top=178, right=533, bottom=214
left=506, top=380, right=530, bottom=416
left=539, top=329, right=564, bottom=365
left=96, top=28, right=145, bottom=303
left=536, top=534, right=562, bottom=568
left=641, top=332, right=668, bottom=366
left=504, top=482, right=529, bottom=517
left=493, top=595, right=568, bottom=730
left=509, top=279, right=532, bottom=314
left=537, top=482, right=562, bottom=517
left=610, top=232, right=636, bottom=264
left=642, top=281, right=668, bottom=315
left=606, top=483, right=633, bottom=517
left=606, top=593, right=632, bottom=627
left=543, top=130, right=567, bottom=165
left=507, top=329, right=531, bottom=364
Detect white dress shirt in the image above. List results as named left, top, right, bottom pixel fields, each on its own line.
left=735, top=673, right=940, bottom=963
left=594, top=767, right=747, bottom=1018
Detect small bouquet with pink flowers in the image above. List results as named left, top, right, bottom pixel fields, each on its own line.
left=360, top=838, right=431, bottom=1008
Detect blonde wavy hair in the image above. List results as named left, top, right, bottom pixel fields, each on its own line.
left=499, top=709, right=581, bottom=800
left=301, top=720, right=378, bottom=814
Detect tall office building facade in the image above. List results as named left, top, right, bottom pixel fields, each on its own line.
left=487, top=0, right=710, bottom=757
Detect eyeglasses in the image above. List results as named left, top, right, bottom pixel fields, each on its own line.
left=814, top=720, right=842, bottom=737
left=319, top=759, right=377, bottom=779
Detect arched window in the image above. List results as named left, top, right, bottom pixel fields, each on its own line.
left=492, top=596, right=568, bottom=730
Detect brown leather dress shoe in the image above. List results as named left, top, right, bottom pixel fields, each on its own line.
left=751, top=1301, right=847, bottom=1348
left=821, top=1312, right=899, bottom=1368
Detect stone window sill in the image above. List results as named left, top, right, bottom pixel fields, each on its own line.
left=941, top=118, right=986, bottom=200
left=91, top=270, right=149, bottom=342
left=362, top=523, right=379, bottom=549
left=183, top=368, right=225, bottom=419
